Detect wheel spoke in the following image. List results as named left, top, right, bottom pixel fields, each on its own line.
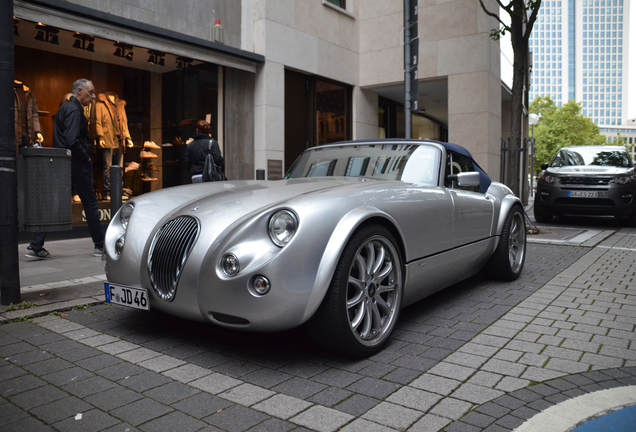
left=348, top=275, right=364, bottom=291
left=350, top=302, right=365, bottom=329
left=371, top=243, right=385, bottom=276
left=376, top=260, right=393, bottom=282
left=370, top=302, right=382, bottom=333
left=375, top=295, right=391, bottom=315
left=347, top=289, right=364, bottom=309
left=363, top=243, right=375, bottom=277
left=359, top=302, right=373, bottom=339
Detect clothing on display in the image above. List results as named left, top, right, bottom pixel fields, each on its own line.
left=14, top=80, right=43, bottom=148
left=95, top=92, right=132, bottom=198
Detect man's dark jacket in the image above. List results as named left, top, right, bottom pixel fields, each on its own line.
left=184, top=133, right=225, bottom=176
left=53, top=96, right=91, bottom=163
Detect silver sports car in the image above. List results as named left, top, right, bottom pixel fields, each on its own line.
left=104, top=139, right=526, bottom=356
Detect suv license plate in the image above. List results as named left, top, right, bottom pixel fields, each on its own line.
left=568, top=191, right=598, bottom=198
left=105, top=283, right=149, bottom=310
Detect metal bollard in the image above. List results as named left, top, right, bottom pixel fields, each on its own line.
left=111, top=165, right=123, bottom=214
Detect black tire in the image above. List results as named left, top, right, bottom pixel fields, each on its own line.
left=482, top=206, right=526, bottom=281
left=307, top=225, right=403, bottom=357
left=533, top=203, right=553, bottom=223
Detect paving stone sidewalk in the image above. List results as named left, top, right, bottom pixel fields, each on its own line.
left=1, top=231, right=635, bottom=431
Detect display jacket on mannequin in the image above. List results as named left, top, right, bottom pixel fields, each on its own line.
left=95, top=92, right=132, bottom=149
left=14, top=80, right=43, bottom=148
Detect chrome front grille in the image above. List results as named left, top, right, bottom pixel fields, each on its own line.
left=560, top=176, right=612, bottom=186
left=148, top=216, right=199, bottom=301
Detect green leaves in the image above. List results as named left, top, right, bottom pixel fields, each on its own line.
left=530, top=96, right=608, bottom=172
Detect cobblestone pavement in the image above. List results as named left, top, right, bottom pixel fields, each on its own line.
left=1, top=231, right=635, bottom=431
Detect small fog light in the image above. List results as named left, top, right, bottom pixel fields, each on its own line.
left=115, top=237, right=125, bottom=257
left=222, top=253, right=240, bottom=276
left=253, top=275, right=271, bottom=295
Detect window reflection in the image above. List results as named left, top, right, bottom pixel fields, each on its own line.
left=287, top=144, right=440, bottom=185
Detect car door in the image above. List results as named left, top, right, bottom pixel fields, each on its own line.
left=444, top=150, right=494, bottom=247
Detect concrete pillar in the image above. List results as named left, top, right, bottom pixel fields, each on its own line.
left=254, top=61, right=285, bottom=174
left=448, top=70, right=502, bottom=177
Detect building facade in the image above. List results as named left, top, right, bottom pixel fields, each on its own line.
left=529, top=0, right=636, bottom=145
left=13, top=0, right=507, bottom=228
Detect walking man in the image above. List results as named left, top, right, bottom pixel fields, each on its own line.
left=27, top=79, right=104, bottom=258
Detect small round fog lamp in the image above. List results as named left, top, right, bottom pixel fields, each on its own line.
left=222, top=253, right=240, bottom=276
left=253, top=275, right=271, bottom=295
left=115, top=237, right=125, bottom=257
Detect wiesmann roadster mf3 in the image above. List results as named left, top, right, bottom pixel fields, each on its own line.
left=104, top=140, right=526, bottom=356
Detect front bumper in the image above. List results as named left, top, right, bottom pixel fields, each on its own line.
left=536, top=181, right=636, bottom=217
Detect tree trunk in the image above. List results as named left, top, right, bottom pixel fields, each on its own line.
left=507, top=6, right=527, bottom=197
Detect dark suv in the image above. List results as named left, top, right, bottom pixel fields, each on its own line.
left=534, top=146, right=636, bottom=224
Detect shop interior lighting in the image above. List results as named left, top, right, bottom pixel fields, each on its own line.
left=176, top=56, right=193, bottom=70
left=113, top=42, right=134, bottom=61
left=72, top=33, right=95, bottom=52
left=147, top=50, right=165, bottom=66
left=14, top=18, right=19, bottom=36
left=34, top=24, right=59, bottom=45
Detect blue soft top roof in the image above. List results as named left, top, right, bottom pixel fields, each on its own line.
left=328, top=139, right=493, bottom=193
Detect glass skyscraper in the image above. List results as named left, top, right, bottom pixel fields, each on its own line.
left=529, top=0, right=634, bottom=142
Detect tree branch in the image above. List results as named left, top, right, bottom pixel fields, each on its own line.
left=478, top=0, right=508, bottom=28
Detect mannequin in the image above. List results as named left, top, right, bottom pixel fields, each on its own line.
left=14, top=80, right=43, bottom=148
left=95, top=92, right=133, bottom=200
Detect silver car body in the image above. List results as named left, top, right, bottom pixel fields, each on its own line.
left=104, top=140, right=522, bottom=332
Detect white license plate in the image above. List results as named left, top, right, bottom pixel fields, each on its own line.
left=568, top=191, right=598, bottom=198
left=105, top=283, right=149, bottom=310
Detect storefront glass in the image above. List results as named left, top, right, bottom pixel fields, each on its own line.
left=13, top=18, right=220, bottom=227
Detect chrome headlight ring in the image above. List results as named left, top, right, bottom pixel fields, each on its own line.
left=114, top=203, right=134, bottom=259
left=268, top=210, right=299, bottom=247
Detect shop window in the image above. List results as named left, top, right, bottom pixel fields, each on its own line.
left=316, top=79, right=349, bottom=145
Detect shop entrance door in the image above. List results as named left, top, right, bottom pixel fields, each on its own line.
left=284, top=69, right=312, bottom=173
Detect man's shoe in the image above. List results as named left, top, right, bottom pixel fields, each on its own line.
left=144, top=141, right=161, bottom=149
left=25, top=246, right=55, bottom=260
left=94, top=246, right=104, bottom=257
left=72, top=194, right=81, bottom=203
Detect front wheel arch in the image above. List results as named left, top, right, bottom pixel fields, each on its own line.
left=307, top=224, right=404, bottom=357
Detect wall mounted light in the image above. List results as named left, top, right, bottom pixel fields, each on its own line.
left=73, top=33, right=95, bottom=52
left=34, top=24, right=59, bottom=45
left=113, top=42, right=134, bottom=61
left=147, top=50, right=165, bottom=66
left=176, top=56, right=193, bottom=70
left=14, top=17, right=19, bottom=36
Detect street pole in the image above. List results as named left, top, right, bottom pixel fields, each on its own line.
left=0, top=0, right=21, bottom=305
left=404, top=0, right=412, bottom=139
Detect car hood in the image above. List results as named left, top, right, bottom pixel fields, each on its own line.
left=546, top=166, right=633, bottom=175
left=123, top=177, right=399, bottom=245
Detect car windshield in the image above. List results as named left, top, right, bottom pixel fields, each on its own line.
left=286, top=144, right=441, bottom=185
left=551, top=148, right=632, bottom=168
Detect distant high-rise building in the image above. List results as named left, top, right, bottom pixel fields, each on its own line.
left=529, top=0, right=635, bottom=144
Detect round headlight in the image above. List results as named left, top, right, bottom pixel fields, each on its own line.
left=268, top=210, right=298, bottom=247
left=119, top=203, right=134, bottom=231
left=222, top=253, right=240, bottom=276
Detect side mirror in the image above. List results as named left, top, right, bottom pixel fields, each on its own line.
left=541, top=163, right=549, bottom=170
left=447, top=171, right=481, bottom=187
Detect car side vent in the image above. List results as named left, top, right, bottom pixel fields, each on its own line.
left=148, top=216, right=199, bottom=301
